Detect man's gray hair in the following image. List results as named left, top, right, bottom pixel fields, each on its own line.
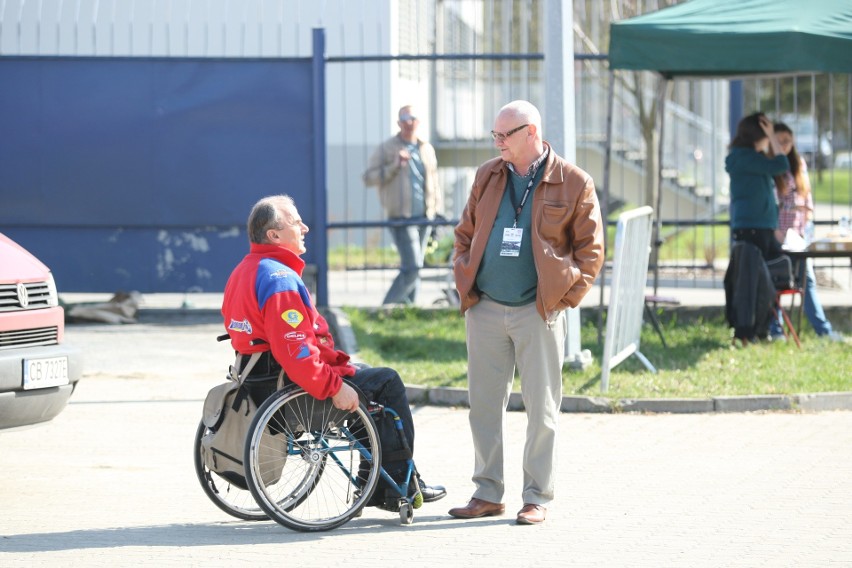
left=248, top=194, right=295, bottom=244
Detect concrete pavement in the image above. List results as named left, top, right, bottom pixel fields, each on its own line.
left=1, top=324, right=850, bottom=567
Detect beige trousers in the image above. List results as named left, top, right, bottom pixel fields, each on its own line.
left=464, top=297, right=566, bottom=505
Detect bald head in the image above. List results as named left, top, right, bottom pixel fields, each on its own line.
left=493, top=100, right=544, bottom=172
left=497, top=100, right=542, bottom=141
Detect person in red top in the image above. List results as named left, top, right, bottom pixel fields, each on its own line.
left=221, top=194, right=446, bottom=506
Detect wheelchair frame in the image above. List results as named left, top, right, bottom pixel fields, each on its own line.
left=194, top=338, right=423, bottom=532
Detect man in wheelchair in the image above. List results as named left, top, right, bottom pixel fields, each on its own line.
left=221, top=194, right=446, bottom=510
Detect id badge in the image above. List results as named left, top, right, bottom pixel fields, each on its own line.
left=500, top=227, right=523, bottom=257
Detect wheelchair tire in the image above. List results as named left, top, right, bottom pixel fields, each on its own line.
left=244, top=384, right=382, bottom=532
left=193, top=420, right=267, bottom=521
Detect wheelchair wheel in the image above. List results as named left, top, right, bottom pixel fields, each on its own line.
left=193, top=420, right=266, bottom=521
left=244, top=385, right=382, bottom=532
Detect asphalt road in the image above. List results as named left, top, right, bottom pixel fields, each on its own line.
left=1, top=319, right=851, bottom=567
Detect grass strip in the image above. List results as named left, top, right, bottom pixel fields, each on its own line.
left=345, top=306, right=851, bottom=400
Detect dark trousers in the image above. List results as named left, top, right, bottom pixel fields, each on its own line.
left=350, top=366, right=414, bottom=478
left=732, top=228, right=783, bottom=261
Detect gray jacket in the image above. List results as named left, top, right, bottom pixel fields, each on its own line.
left=362, top=134, right=442, bottom=219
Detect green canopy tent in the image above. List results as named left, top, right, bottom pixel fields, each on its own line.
left=609, top=0, right=852, bottom=78
left=600, top=0, right=852, bottom=311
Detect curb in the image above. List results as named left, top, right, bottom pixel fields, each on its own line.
left=794, top=391, right=852, bottom=411
left=404, top=387, right=852, bottom=414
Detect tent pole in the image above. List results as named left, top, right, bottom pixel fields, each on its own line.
left=597, top=68, right=616, bottom=346
left=653, top=77, right=669, bottom=296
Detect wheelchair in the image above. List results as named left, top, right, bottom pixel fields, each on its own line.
left=194, top=337, right=424, bottom=532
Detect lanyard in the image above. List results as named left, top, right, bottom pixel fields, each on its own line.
left=509, top=177, right=535, bottom=228
left=508, top=148, right=546, bottom=228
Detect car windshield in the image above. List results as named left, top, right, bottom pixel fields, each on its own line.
left=781, top=115, right=816, bottom=137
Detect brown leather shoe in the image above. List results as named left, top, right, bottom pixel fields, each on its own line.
left=448, top=498, right=505, bottom=519
left=516, top=503, right=546, bottom=525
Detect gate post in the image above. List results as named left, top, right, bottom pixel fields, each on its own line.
left=312, top=28, right=329, bottom=307
left=544, top=0, right=590, bottom=369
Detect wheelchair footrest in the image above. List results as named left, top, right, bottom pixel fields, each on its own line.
left=367, top=477, right=422, bottom=512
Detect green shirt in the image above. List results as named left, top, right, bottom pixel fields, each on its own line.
left=725, top=146, right=789, bottom=230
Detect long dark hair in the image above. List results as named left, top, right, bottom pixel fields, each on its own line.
left=773, top=122, right=810, bottom=199
left=730, top=112, right=768, bottom=149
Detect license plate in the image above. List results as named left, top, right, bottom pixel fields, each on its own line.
left=23, top=356, right=69, bottom=390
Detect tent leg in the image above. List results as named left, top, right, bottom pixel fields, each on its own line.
left=652, top=77, right=670, bottom=297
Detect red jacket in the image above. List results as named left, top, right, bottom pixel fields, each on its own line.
left=221, top=244, right=354, bottom=399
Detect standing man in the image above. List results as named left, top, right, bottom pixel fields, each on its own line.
left=448, top=100, right=604, bottom=525
left=363, top=105, right=443, bottom=305
left=221, top=195, right=445, bottom=509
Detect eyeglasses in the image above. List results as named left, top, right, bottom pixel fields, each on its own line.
left=490, top=124, right=529, bottom=142
left=399, top=115, right=418, bottom=123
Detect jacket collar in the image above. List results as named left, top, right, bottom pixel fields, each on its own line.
left=509, top=144, right=549, bottom=176
left=248, top=243, right=306, bottom=276
left=487, top=141, right=564, bottom=184
left=396, top=134, right=421, bottom=147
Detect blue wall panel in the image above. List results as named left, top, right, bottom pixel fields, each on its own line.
left=2, top=226, right=251, bottom=293
left=0, top=56, right=317, bottom=293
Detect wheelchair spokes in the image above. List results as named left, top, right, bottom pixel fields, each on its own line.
left=244, top=386, right=382, bottom=532
left=196, top=354, right=429, bottom=531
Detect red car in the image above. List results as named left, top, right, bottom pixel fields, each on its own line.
left=0, top=232, right=82, bottom=430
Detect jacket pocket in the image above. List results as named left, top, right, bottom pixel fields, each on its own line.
left=539, top=203, right=574, bottom=245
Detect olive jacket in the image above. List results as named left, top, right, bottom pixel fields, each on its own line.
left=362, top=134, right=443, bottom=219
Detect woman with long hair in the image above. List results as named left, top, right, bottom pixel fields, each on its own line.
left=773, top=122, right=843, bottom=341
left=725, top=112, right=790, bottom=259
left=724, top=112, right=790, bottom=343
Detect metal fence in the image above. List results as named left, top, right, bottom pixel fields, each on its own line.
left=601, top=206, right=655, bottom=392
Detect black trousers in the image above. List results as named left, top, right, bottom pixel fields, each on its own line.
left=350, top=366, right=415, bottom=478
left=732, top=228, right=783, bottom=261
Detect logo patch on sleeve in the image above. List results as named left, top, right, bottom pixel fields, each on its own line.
left=284, top=331, right=307, bottom=342
left=288, top=342, right=311, bottom=359
left=282, top=309, right=304, bottom=328
left=227, top=319, right=252, bottom=334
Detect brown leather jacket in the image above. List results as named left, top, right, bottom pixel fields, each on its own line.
left=453, top=143, right=604, bottom=322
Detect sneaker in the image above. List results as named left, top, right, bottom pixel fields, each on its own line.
left=821, top=331, right=845, bottom=343
left=769, top=334, right=787, bottom=343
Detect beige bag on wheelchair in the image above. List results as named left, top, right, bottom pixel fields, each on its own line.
left=200, top=352, right=285, bottom=489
